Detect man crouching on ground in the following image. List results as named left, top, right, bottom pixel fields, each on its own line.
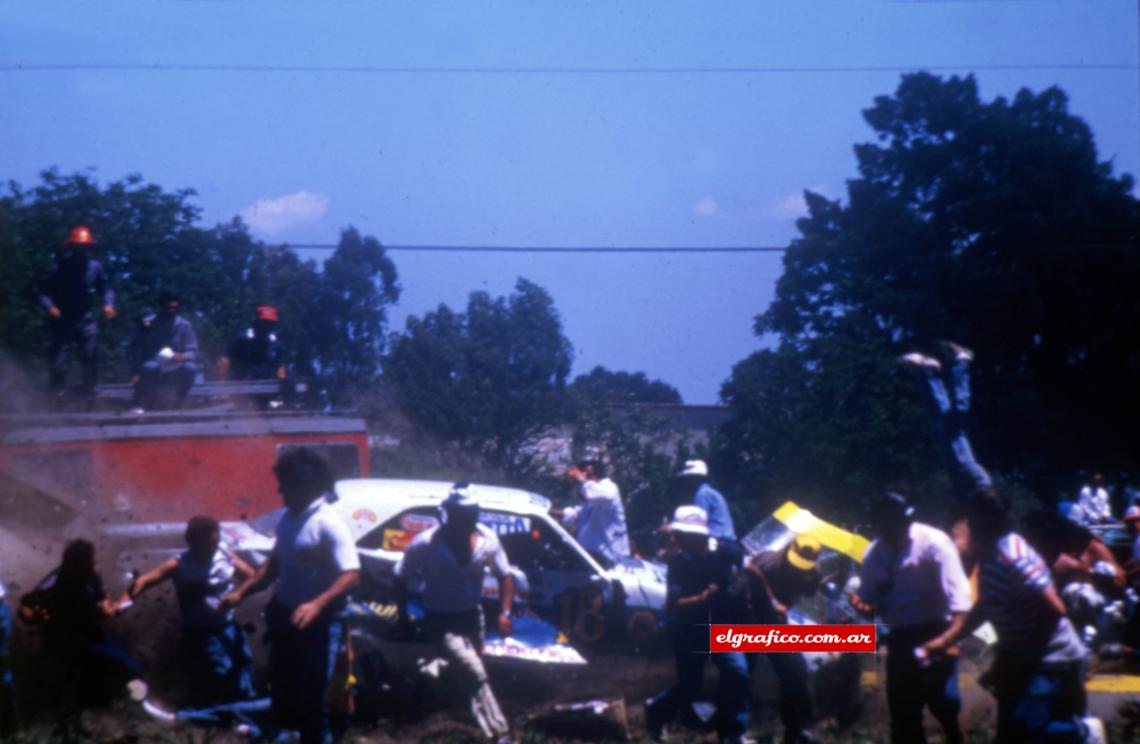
left=395, top=483, right=514, bottom=744
left=222, top=448, right=360, bottom=744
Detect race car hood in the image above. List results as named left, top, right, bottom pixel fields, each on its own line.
left=606, top=555, right=667, bottom=611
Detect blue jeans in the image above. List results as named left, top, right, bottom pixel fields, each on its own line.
left=648, top=634, right=750, bottom=738
left=134, top=360, right=197, bottom=409
left=885, top=623, right=962, bottom=744
left=0, top=601, right=16, bottom=737
left=266, top=600, right=345, bottom=744
left=185, top=622, right=256, bottom=707
left=994, top=656, right=1086, bottom=743
left=920, top=360, right=992, bottom=497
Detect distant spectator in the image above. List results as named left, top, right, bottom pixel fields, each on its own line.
left=671, top=460, right=736, bottom=543
left=1124, top=506, right=1140, bottom=588
left=130, top=291, right=199, bottom=411
left=218, top=305, right=287, bottom=382
left=1077, top=473, right=1113, bottom=525
left=556, top=459, right=630, bottom=565
left=37, top=225, right=116, bottom=404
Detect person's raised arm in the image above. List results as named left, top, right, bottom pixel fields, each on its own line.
left=126, top=558, right=179, bottom=603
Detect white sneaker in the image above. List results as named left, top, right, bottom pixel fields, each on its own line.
left=1083, top=716, right=1105, bottom=744
left=141, top=698, right=176, bottom=723
left=898, top=352, right=942, bottom=370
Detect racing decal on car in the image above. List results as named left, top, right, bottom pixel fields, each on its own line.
left=478, top=512, right=531, bottom=537
left=400, top=513, right=439, bottom=532
left=381, top=528, right=416, bottom=552
left=352, top=508, right=379, bottom=524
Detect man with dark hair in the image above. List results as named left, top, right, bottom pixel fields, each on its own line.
left=130, top=291, right=199, bottom=411
left=395, top=483, right=515, bottom=743
left=645, top=505, right=750, bottom=743
left=127, top=515, right=257, bottom=707
left=558, top=459, right=630, bottom=565
left=38, top=225, right=116, bottom=403
left=222, top=449, right=360, bottom=744
left=923, top=489, right=1103, bottom=743
left=850, top=492, right=973, bottom=744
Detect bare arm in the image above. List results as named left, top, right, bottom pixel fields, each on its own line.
left=497, top=573, right=516, bottom=636
left=291, top=569, right=361, bottom=630
left=746, top=559, right=786, bottom=616
left=221, top=553, right=279, bottom=608
left=228, top=549, right=256, bottom=582
left=127, top=558, right=179, bottom=601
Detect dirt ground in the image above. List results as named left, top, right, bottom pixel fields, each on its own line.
left=2, top=491, right=1137, bottom=743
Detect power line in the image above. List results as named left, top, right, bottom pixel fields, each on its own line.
left=0, top=62, right=1133, bottom=75
left=288, top=244, right=789, bottom=253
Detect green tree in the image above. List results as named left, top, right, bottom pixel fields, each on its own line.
left=383, top=278, right=573, bottom=470
left=568, top=366, right=682, bottom=405
left=722, top=73, right=1140, bottom=516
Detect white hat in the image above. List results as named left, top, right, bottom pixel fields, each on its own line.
left=677, top=460, right=708, bottom=478
left=670, top=505, right=709, bottom=535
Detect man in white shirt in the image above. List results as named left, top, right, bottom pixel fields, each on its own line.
left=396, top=484, right=514, bottom=743
left=558, top=459, right=630, bottom=565
left=1077, top=473, right=1113, bottom=525
left=850, top=491, right=973, bottom=744
left=223, top=448, right=360, bottom=744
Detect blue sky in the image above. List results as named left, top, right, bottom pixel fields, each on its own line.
left=3, top=1, right=1137, bottom=402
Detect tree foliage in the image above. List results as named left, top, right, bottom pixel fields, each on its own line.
left=721, top=73, right=1140, bottom=516
left=382, top=278, right=573, bottom=469
left=0, top=171, right=399, bottom=405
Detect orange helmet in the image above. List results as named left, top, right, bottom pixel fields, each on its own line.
left=64, top=225, right=96, bottom=246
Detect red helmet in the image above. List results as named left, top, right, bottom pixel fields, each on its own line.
left=64, top=225, right=96, bottom=246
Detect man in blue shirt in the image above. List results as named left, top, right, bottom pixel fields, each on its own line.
left=675, top=460, right=737, bottom=543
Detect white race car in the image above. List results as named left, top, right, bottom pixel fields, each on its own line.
left=223, top=479, right=670, bottom=656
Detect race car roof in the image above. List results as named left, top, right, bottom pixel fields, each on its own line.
left=332, top=478, right=554, bottom=542
left=768, top=500, right=870, bottom=562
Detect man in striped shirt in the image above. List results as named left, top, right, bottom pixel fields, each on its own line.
left=922, top=488, right=1102, bottom=743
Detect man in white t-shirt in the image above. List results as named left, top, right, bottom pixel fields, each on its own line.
left=223, top=449, right=360, bottom=744
left=558, top=459, right=630, bottom=565
left=850, top=491, right=973, bottom=744
left=396, top=484, right=514, bottom=743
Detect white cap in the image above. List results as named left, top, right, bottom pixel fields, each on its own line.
left=670, top=505, right=709, bottom=535
left=677, top=460, right=708, bottom=478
